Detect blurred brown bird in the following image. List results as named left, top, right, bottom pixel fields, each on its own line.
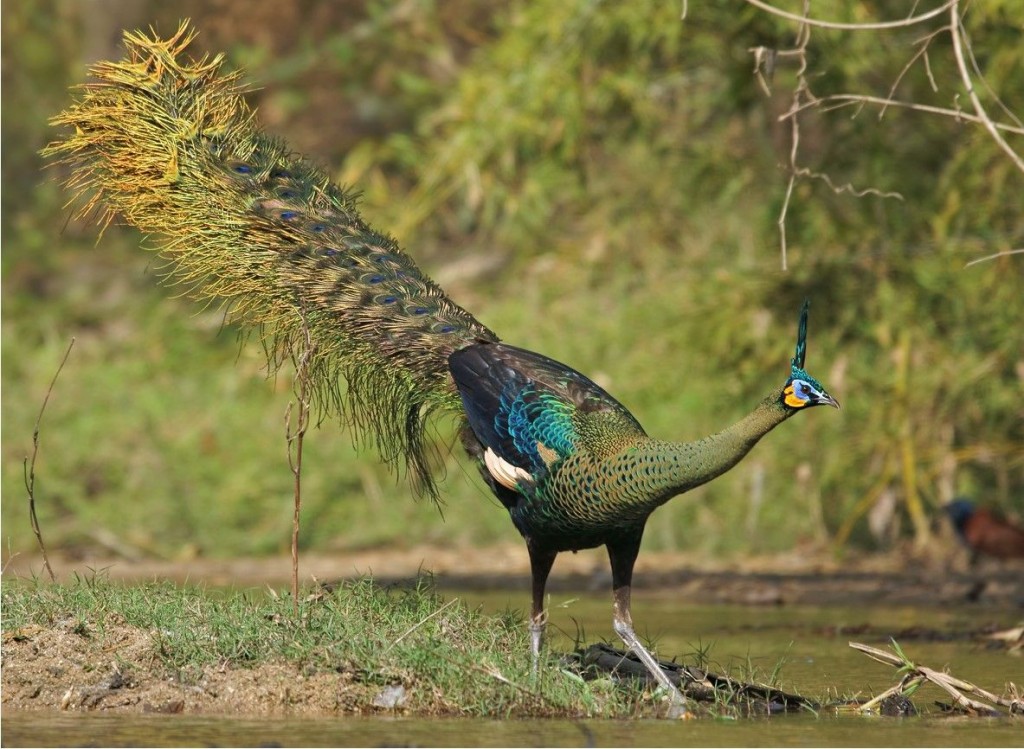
left=945, top=498, right=1024, bottom=563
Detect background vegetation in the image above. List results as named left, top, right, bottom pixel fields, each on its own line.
left=3, top=0, right=1021, bottom=563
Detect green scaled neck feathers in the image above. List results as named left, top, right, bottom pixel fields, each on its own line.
left=595, top=301, right=839, bottom=515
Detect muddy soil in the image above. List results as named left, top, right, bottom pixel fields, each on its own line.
left=3, top=544, right=1022, bottom=717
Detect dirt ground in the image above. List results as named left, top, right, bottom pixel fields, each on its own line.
left=3, top=544, right=1022, bottom=716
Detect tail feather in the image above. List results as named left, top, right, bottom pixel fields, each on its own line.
left=44, top=23, right=498, bottom=500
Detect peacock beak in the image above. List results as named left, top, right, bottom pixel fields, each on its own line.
left=816, top=392, right=841, bottom=409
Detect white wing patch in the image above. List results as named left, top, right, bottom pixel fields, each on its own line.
left=484, top=447, right=534, bottom=491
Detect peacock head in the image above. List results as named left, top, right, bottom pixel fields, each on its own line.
left=781, top=300, right=840, bottom=411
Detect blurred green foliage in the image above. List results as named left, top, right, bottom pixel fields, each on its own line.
left=2, top=0, right=1021, bottom=562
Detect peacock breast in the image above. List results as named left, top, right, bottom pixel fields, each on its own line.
left=509, top=452, right=663, bottom=551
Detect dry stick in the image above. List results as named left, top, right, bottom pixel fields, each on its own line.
left=964, top=248, right=1024, bottom=268
left=775, top=0, right=812, bottom=271
left=381, top=597, right=460, bottom=656
left=859, top=673, right=926, bottom=713
left=753, top=0, right=1024, bottom=270
left=760, top=0, right=958, bottom=269
left=958, top=15, right=1023, bottom=131
left=792, top=168, right=903, bottom=202
left=949, top=2, right=1024, bottom=174
left=744, top=0, right=957, bottom=31
left=879, top=28, right=945, bottom=120
left=286, top=317, right=317, bottom=617
left=23, top=338, right=76, bottom=583
left=783, top=95, right=1024, bottom=135
left=850, top=641, right=1021, bottom=715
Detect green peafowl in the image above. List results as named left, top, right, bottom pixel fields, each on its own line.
left=46, top=25, right=839, bottom=708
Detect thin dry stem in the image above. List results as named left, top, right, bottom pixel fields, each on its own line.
left=781, top=95, right=1024, bottom=135
left=23, top=338, right=76, bottom=584
left=749, top=0, right=1022, bottom=268
left=744, top=0, right=957, bottom=31
left=882, top=29, right=945, bottom=118
left=381, top=597, right=460, bottom=656
left=948, top=2, right=1024, bottom=173
left=286, top=315, right=317, bottom=616
left=859, top=673, right=924, bottom=713
left=792, top=167, right=903, bottom=201
left=851, top=641, right=1022, bottom=715
left=773, top=0, right=813, bottom=270
left=964, top=248, right=1024, bottom=268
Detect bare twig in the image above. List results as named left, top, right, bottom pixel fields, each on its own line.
left=286, top=316, right=317, bottom=616
left=958, top=9, right=1023, bottom=130
left=748, top=0, right=1022, bottom=267
left=749, top=46, right=774, bottom=97
left=743, top=0, right=957, bottom=31
left=781, top=94, right=1024, bottom=135
left=882, top=29, right=945, bottom=118
left=792, top=167, right=904, bottom=201
left=851, top=640, right=1023, bottom=715
left=381, top=597, right=460, bottom=656
left=964, top=248, right=1024, bottom=268
left=850, top=641, right=905, bottom=668
left=859, top=672, right=925, bottom=713
left=23, top=338, right=76, bottom=583
left=774, top=0, right=812, bottom=270
left=948, top=2, right=1024, bottom=173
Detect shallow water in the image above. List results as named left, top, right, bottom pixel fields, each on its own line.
left=477, top=590, right=1023, bottom=702
left=4, top=590, right=1022, bottom=747
left=3, top=710, right=1022, bottom=747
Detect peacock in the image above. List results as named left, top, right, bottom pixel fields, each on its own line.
left=45, top=24, right=839, bottom=709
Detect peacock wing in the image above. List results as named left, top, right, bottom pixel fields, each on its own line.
left=448, top=343, right=646, bottom=486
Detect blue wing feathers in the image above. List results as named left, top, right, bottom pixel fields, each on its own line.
left=498, top=386, right=576, bottom=472
left=449, top=341, right=643, bottom=481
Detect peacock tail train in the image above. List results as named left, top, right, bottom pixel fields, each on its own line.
left=44, top=23, right=498, bottom=501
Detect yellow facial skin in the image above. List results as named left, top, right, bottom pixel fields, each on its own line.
left=783, top=383, right=806, bottom=409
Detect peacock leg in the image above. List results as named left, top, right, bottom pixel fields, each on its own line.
left=607, top=538, right=689, bottom=715
left=527, top=545, right=558, bottom=677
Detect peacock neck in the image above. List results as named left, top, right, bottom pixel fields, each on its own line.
left=629, top=392, right=793, bottom=509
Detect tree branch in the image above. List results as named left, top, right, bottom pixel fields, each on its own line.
left=948, top=1, right=1024, bottom=173
left=743, top=0, right=957, bottom=32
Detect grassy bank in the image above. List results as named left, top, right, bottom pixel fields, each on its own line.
left=2, top=574, right=793, bottom=719
left=5, top=574, right=1021, bottom=721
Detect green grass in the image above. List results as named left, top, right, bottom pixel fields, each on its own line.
left=5, top=573, right=766, bottom=718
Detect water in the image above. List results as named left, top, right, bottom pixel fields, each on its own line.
left=3, top=711, right=1021, bottom=747
left=498, top=591, right=1023, bottom=702
left=4, top=591, right=1022, bottom=747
